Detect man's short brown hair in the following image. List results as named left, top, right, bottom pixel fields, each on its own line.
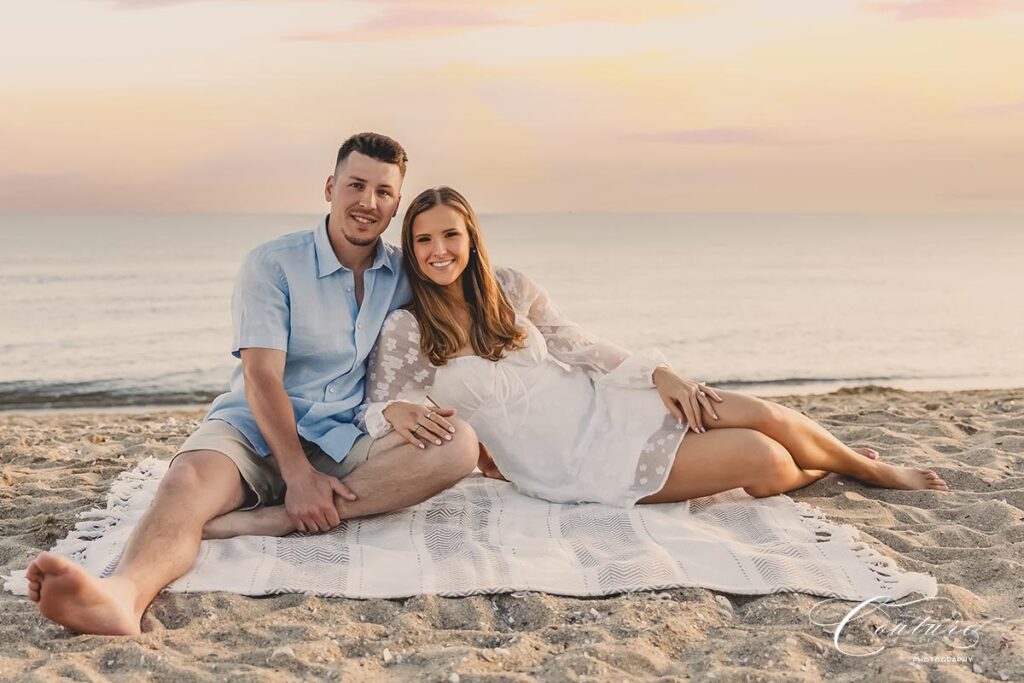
left=336, top=132, right=408, bottom=177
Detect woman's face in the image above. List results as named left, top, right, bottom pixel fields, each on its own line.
left=411, top=204, right=472, bottom=288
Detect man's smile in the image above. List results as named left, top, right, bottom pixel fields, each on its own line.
left=349, top=212, right=378, bottom=225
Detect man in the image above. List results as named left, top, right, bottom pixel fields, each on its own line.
left=26, top=132, right=479, bottom=635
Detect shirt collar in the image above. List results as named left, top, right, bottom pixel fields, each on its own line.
left=314, top=216, right=395, bottom=278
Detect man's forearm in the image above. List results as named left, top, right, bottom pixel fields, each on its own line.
left=244, top=371, right=311, bottom=480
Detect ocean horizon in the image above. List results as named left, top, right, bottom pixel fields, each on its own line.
left=1, top=212, right=1022, bottom=410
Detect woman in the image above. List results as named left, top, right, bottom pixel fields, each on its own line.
left=361, top=187, right=949, bottom=507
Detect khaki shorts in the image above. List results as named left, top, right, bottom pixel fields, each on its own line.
left=173, top=419, right=378, bottom=510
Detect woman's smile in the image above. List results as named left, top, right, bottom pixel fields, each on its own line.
left=428, top=258, right=455, bottom=271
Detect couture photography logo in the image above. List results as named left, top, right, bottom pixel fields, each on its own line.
left=807, top=596, right=1006, bottom=658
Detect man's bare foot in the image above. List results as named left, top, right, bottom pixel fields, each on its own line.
left=853, top=447, right=880, bottom=460
left=27, top=552, right=141, bottom=635
left=857, top=461, right=949, bottom=491
left=202, top=506, right=295, bottom=539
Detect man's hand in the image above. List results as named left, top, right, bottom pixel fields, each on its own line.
left=241, top=347, right=357, bottom=532
left=283, top=467, right=357, bottom=533
left=652, top=367, right=724, bottom=434
left=477, top=442, right=508, bottom=481
left=383, top=401, right=457, bottom=449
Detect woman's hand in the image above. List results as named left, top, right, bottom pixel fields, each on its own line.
left=382, top=400, right=457, bottom=449
left=652, top=367, right=724, bottom=433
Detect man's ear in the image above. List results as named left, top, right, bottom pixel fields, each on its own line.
left=392, top=194, right=402, bottom=217
left=324, top=175, right=335, bottom=202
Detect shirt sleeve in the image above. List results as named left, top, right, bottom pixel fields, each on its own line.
left=497, top=266, right=669, bottom=389
left=357, top=309, right=439, bottom=437
left=231, top=249, right=290, bottom=358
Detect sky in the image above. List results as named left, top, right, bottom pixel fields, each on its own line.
left=1, top=0, right=1023, bottom=213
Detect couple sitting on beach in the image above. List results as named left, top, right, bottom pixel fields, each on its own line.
left=26, top=132, right=949, bottom=636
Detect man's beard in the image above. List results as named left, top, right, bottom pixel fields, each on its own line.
left=343, top=230, right=378, bottom=247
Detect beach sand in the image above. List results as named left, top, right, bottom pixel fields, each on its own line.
left=1, top=387, right=1020, bottom=681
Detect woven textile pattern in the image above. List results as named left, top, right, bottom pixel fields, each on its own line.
left=4, top=459, right=936, bottom=601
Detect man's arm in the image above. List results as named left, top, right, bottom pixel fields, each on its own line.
left=240, top=348, right=356, bottom=533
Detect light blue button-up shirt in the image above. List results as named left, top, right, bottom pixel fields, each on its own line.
left=206, top=216, right=411, bottom=461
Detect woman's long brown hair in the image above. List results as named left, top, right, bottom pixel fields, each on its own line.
left=401, top=186, right=526, bottom=366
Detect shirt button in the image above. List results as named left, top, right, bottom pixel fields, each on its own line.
left=357, top=323, right=363, bottom=330
left=346, top=286, right=352, bottom=292
left=328, top=387, right=335, bottom=393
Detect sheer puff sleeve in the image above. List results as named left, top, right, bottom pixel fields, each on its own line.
left=495, top=267, right=669, bottom=388
left=356, top=309, right=438, bottom=438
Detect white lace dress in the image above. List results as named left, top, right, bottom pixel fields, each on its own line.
left=360, top=267, right=689, bottom=507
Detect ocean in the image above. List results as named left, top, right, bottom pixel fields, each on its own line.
left=1, top=212, right=1021, bottom=410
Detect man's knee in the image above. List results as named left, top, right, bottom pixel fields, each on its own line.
left=422, top=417, right=478, bottom=485
left=163, top=452, right=207, bottom=493
left=161, top=450, right=245, bottom=510
left=444, top=416, right=480, bottom=477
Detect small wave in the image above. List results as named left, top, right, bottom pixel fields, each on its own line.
left=3, top=371, right=1016, bottom=411
left=706, top=372, right=1024, bottom=397
left=712, top=374, right=917, bottom=388
left=709, top=371, right=999, bottom=389
left=0, top=380, right=220, bottom=410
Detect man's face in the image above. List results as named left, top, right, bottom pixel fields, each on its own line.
left=325, top=151, right=403, bottom=247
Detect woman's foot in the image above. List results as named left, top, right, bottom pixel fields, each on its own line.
left=202, top=506, right=296, bottom=539
left=27, top=552, right=142, bottom=635
left=857, top=461, right=949, bottom=491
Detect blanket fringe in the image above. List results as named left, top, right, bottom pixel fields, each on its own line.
left=1, top=458, right=166, bottom=596
left=789, top=498, right=937, bottom=599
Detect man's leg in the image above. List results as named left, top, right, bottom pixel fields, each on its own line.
left=27, top=450, right=246, bottom=635
left=334, top=418, right=479, bottom=516
left=203, top=418, right=479, bottom=538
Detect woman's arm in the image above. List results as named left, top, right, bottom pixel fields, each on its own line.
left=497, top=267, right=724, bottom=430
left=357, top=310, right=455, bottom=448
left=498, top=267, right=669, bottom=388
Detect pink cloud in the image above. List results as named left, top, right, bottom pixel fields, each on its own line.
left=863, top=0, right=1015, bottom=20
left=942, top=188, right=1024, bottom=203
left=97, top=0, right=322, bottom=8
left=94, top=0, right=700, bottom=39
left=0, top=172, right=128, bottom=212
left=627, top=128, right=916, bottom=147
left=286, top=8, right=515, bottom=42
left=965, top=100, right=1024, bottom=116
left=639, top=127, right=777, bottom=145
left=283, top=1, right=700, bottom=42
left=628, top=127, right=848, bottom=147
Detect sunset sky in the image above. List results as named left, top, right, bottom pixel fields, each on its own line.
left=2, top=0, right=1022, bottom=213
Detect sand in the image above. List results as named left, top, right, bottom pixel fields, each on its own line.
left=0, top=387, right=1021, bottom=682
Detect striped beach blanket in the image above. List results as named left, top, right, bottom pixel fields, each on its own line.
left=4, top=458, right=936, bottom=601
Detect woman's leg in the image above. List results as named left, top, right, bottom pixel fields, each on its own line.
left=639, top=428, right=828, bottom=504
left=697, top=389, right=948, bottom=491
